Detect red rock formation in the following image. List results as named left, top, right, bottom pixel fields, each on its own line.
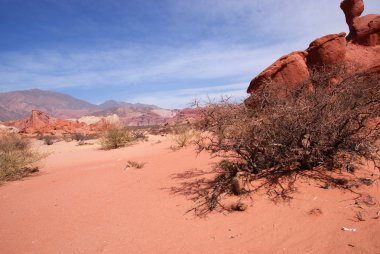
left=247, top=0, right=380, bottom=95
left=5, top=110, right=110, bottom=134
left=89, top=118, right=113, bottom=131
left=341, top=0, right=380, bottom=46
left=340, top=0, right=364, bottom=31
left=306, top=33, right=347, bottom=68
left=247, top=51, right=309, bottom=93
left=350, top=14, right=380, bottom=46
left=168, top=108, right=200, bottom=124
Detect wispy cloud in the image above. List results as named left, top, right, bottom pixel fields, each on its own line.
left=127, top=83, right=249, bottom=109
left=0, top=41, right=301, bottom=90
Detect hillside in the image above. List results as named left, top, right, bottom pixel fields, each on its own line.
left=0, top=89, right=96, bottom=121
left=98, top=100, right=158, bottom=110
left=0, top=89, right=199, bottom=128
left=0, top=89, right=163, bottom=122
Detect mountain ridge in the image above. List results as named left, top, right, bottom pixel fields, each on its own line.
left=0, top=89, right=163, bottom=121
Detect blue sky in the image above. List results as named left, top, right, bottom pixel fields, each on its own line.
left=0, top=0, right=379, bottom=108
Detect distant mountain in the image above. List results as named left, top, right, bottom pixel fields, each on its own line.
left=0, top=89, right=163, bottom=122
left=98, top=100, right=158, bottom=110
left=0, top=89, right=97, bottom=121
left=90, top=106, right=176, bottom=126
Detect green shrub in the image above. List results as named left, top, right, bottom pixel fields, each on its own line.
left=100, top=126, right=132, bottom=150
left=0, top=133, right=43, bottom=181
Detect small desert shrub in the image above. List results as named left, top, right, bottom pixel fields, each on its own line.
left=100, top=126, right=132, bottom=150
left=147, top=126, right=161, bottom=135
left=71, top=132, right=85, bottom=141
left=35, top=133, right=44, bottom=140
left=62, top=134, right=72, bottom=142
left=131, top=129, right=147, bottom=141
left=69, top=133, right=99, bottom=143
left=71, top=132, right=98, bottom=145
left=170, top=125, right=195, bottom=148
left=125, top=160, right=146, bottom=169
left=43, top=135, right=54, bottom=145
left=77, top=140, right=94, bottom=146
left=148, top=125, right=173, bottom=136
left=0, top=133, right=43, bottom=181
left=192, top=68, right=380, bottom=208
left=85, top=133, right=101, bottom=140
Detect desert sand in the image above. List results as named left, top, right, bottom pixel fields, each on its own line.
left=0, top=136, right=379, bottom=254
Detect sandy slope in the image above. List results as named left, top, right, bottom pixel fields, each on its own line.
left=0, top=136, right=379, bottom=254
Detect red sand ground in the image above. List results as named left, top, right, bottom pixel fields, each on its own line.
left=0, top=136, right=379, bottom=254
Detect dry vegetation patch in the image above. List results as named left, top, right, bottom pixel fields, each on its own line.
left=100, top=126, right=149, bottom=150
left=0, top=133, right=44, bottom=181
left=125, top=160, right=146, bottom=169
left=181, top=68, right=380, bottom=214
left=170, top=124, right=197, bottom=149
left=100, top=126, right=133, bottom=150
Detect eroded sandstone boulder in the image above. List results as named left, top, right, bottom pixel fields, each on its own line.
left=350, top=14, right=380, bottom=46
left=247, top=51, right=309, bottom=93
left=340, top=0, right=364, bottom=31
left=341, top=0, right=380, bottom=46
left=306, top=33, right=347, bottom=68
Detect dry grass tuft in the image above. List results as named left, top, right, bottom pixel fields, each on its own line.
left=125, top=160, right=146, bottom=169
left=170, top=125, right=196, bottom=148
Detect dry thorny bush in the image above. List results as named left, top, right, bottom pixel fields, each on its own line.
left=0, top=133, right=44, bottom=181
left=100, top=125, right=149, bottom=150
left=168, top=67, right=380, bottom=216
left=100, top=125, right=135, bottom=150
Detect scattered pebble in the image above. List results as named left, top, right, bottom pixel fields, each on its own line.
left=342, top=227, right=356, bottom=232
left=308, top=208, right=323, bottom=216
left=359, top=178, right=373, bottom=186
left=234, top=202, right=248, bottom=211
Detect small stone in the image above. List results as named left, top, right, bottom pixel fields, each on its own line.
left=359, top=178, right=373, bottom=186
left=234, top=202, right=248, bottom=211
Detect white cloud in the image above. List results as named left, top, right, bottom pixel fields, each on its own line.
left=170, top=0, right=350, bottom=41
left=127, top=83, right=249, bottom=109
left=0, top=40, right=303, bottom=91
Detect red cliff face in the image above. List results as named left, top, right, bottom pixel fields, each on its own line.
left=247, top=0, right=380, bottom=95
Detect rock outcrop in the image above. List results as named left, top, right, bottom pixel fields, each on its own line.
left=5, top=110, right=111, bottom=134
left=341, top=0, right=380, bottom=46
left=306, top=33, right=347, bottom=68
left=0, top=124, right=19, bottom=134
left=247, top=0, right=380, bottom=94
left=340, top=0, right=364, bottom=32
left=248, top=51, right=309, bottom=92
